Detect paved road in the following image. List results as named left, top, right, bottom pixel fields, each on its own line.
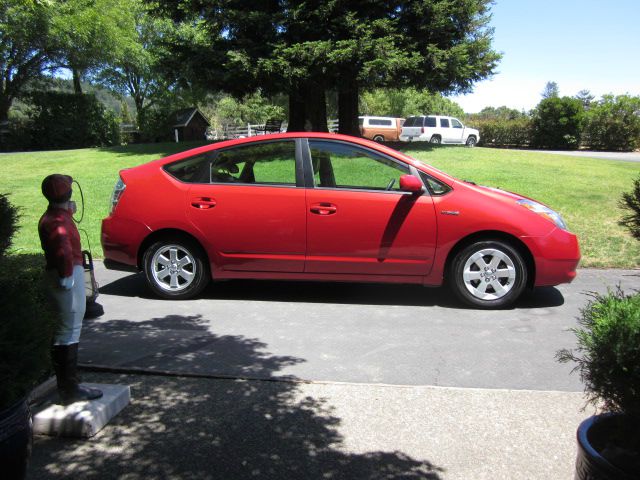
left=525, top=149, right=640, bottom=162
left=81, top=263, right=640, bottom=392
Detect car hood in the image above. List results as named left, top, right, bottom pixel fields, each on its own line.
left=458, top=181, right=537, bottom=204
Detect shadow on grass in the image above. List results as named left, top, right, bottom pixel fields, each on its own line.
left=384, top=141, right=441, bottom=154
left=96, top=141, right=211, bottom=158
left=94, top=139, right=447, bottom=160
left=29, top=315, right=444, bottom=480
left=99, top=272, right=565, bottom=310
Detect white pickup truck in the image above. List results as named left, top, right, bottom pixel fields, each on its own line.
left=399, top=115, right=480, bottom=146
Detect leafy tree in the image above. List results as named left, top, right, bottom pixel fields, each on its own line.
left=541, top=81, right=559, bottom=99
left=575, top=89, right=595, bottom=109
left=360, top=88, right=464, bottom=118
left=0, top=0, right=54, bottom=144
left=96, top=0, right=172, bottom=126
left=583, top=95, right=640, bottom=151
left=532, top=96, right=585, bottom=149
left=156, top=0, right=500, bottom=135
left=470, top=106, right=528, bottom=121
left=49, top=0, right=138, bottom=94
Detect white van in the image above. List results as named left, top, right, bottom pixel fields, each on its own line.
left=399, top=115, right=480, bottom=146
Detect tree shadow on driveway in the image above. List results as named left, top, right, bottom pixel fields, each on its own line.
left=29, top=314, right=444, bottom=480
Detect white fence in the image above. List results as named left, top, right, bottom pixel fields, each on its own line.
left=207, top=119, right=340, bottom=141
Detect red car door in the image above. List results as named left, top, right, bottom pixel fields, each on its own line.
left=304, top=139, right=437, bottom=276
left=186, top=139, right=306, bottom=272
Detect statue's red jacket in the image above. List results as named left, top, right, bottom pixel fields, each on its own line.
left=38, top=206, right=83, bottom=278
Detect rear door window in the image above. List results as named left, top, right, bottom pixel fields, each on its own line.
left=440, top=118, right=450, bottom=128
left=424, top=117, right=437, bottom=127
left=164, top=140, right=298, bottom=186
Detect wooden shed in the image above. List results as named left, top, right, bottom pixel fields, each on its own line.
left=171, top=108, right=210, bottom=142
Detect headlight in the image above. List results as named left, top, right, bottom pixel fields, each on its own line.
left=516, top=199, right=567, bottom=230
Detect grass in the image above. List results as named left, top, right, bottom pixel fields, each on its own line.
left=1, top=141, right=639, bottom=268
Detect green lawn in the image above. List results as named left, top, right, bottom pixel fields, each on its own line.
left=1, top=142, right=639, bottom=268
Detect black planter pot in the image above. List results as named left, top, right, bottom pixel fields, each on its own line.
left=575, top=414, right=638, bottom=480
left=0, top=397, right=32, bottom=480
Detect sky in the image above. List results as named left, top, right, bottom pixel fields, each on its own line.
left=450, top=0, right=640, bottom=113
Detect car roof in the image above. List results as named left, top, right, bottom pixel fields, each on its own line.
left=138, top=132, right=456, bottom=185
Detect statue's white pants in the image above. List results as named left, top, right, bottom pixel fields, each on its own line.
left=48, top=265, right=86, bottom=345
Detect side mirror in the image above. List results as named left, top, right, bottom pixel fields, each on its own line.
left=399, top=174, right=424, bottom=194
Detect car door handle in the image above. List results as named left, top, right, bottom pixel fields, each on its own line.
left=191, top=197, right=217, bottom=209
left=310, top=203, right=337, bottom=215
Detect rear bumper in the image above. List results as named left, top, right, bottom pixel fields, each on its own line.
left=101, top=216, right=151, bottom=269
left=103, top=258, right=139, bottom=272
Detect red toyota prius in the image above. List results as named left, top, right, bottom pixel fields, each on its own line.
left=101, top=133, right=580, bottom=308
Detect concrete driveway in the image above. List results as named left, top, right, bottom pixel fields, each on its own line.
left=81, top=262, right=640, bottom=392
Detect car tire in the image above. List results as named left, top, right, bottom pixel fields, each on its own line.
left=143, top=237, right=210, bottom=300
left=449, top=240, right=527, bottom=309
left=373, top=135, right=385, bottom=143
left=466, top=136, right=477, bottom=147
left=430, top=135, right=441, bottom=144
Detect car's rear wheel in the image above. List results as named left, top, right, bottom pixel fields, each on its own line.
left=143, top=238, right=210, bottom=299
left=373, top=134, right=385, bottom=143
left=449, top=240, right=527, bottom=309
left=430, top=135, right=441, bottom=144
left=466, top=136, right=477, bottom=147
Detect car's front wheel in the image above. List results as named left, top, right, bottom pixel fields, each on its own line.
left=143, top=238, right=210, bottom=299
left=449, top=240, right=527, bottom=308
left=466, top=136, right=477, bottom=147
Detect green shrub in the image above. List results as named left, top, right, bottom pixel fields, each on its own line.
left=532, top=96, right=585, bottom=149
left=583, top=95, right=640, bottom=151
left=0, top=193, right=20, bottom=257
left=620, top=176, right=640, bottom=241
left=0, top=254, right=61, bottom=408
left=476, top=117, right=533, bottom=147
left=3, top=117, right=35, bottom=152
left=28, top=91, right=120, bottom=150
left=0, top=195, right=60, bottom=408
left=557, top=289, right=640, bottom=421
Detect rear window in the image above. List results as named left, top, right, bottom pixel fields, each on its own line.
left=425, top=117, right=437, bottom=127
left=403, top=117, right=420, bottom=127
left=369, top=119, right=393, bottom=126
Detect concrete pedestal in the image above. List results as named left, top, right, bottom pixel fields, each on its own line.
left=33, top=384, right=130, bottom=438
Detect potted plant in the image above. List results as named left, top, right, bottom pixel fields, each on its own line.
left=0, top=193, right=60, bottom=479
left=556, top=288, right=640, bottom=479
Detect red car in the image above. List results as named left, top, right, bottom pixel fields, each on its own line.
left=101, top=133, right=580, bottom=308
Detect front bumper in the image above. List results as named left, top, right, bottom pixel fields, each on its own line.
left=523, top=227, right=581, bottom=287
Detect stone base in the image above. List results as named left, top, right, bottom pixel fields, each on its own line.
left=33, top=384, right=130, bottom=438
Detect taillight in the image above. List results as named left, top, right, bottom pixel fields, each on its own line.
left=421, top=127, right=425, bottom=134
left=109, top=177, right=126, bottom=214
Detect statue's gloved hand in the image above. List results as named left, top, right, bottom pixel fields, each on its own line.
left=59, top=276, right=74, bottom=290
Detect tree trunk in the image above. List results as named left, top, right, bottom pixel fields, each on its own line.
left=72, top=68, right=83, bottom=94
left=0, top=95, right=11, bottom=150
left=338, top=77, right=361, bottom=137
left=287, top=80, right=328, bottom=133
left=134, top=96, right=145, bottom=128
